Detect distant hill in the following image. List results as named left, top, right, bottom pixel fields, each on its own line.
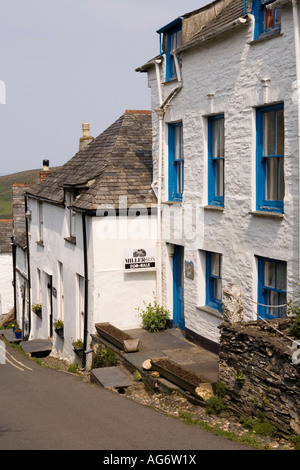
left=0, top=168, right=59, bottom=219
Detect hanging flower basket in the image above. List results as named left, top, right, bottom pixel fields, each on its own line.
left=72, top=339, right=84, bottom=357
left=53, top=320, right=64, bottom=338
left=32, top=303, right=42, bottom=317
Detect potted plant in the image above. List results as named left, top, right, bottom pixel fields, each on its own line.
left=72, top=339, right=84, bottom=357
left=15, top=328, right=22, bottom=339
left=53, top=319, right=64, bottom=338
left=32, top=303, right=42, bottom=317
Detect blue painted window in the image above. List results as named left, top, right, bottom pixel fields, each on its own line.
left=208, top=114, right=225, bottom=207
left=165, top=27, right=182, bottom=82
left=257, top=256, right=287, bottom=319
left=256, top=103, right=284, bottom=212
left=252, top=0, right=281, bottom=40
left=206, top=252, right=222, bottom=312
left=168, top=122, right=184, bottom=202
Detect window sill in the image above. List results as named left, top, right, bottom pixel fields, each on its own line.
left=36, top=240, right=44, bottom=247
left=196, top=305, right=223, bottom=319
left=249, top=210, right=284, bottom=219
left=250, top=30, right=282, bottom=44
left=204, top=205, right=224, bottom=212
left=162, top=200, right=182, bottom=206
left=64, top=236, right=76, bottom=244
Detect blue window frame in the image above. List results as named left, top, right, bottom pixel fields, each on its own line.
left=256, top=103, right=284, bottom=213
left=165, top=27, right=182, bottom=82
left=208, top=114, right=225, bottom=207
left=206, top=252, right=222, bottom=312
left=257, top=256, right=287, bottom=319
left=252, top=0, right=281, bottom=40
left=168, top=122, right=184, bottom=202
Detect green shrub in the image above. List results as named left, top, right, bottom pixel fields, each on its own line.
left=205, top=396, right=227, bottom=415
left=68, top=363, right=79, bottom=373
left=287, top=296, right=300, bottom=339
left=289, top=434, right=300, bottom=450
left=138, top=298, right=170, bottom=332
left=92, top=345, right=117, bottom=368
left=240, top=417, right=278, bottom=437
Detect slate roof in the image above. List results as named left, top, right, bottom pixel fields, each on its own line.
left=136, top=0, right=249, bottom=73
left=0, top=220, right=12, bottom=253
left=26, top=110, right=156, bottom=212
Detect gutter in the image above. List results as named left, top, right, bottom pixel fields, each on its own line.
left=292, top=0, right=300, bottom=282
left=24, top=195, right=31, bottom=338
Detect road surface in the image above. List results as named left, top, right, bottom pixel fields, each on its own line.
left=0, top=341, right=251, bottom=451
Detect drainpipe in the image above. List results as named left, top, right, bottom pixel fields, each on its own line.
left=82, top=212, right=89, bottom=369
left=25, top=195, right=31, bottom=338
left=292, top=0, right=300, bottom=282
left=154, top=58, right=182, bottom=306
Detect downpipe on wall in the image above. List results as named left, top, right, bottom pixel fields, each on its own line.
left=82, top=212, right=89, bottom=369
left=292, top=0, right=300, bottom=282
left=154, top=58, right=182, bottom=306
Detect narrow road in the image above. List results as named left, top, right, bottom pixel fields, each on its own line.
left=0, top=342, right=251, bottom=451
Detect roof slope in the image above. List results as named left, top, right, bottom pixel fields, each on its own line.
left=27, top=110, right=156, bottom=211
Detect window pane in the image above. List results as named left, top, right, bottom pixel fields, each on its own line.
left=276, top=110, right=284, bottom=155
left=276, top=263, right=287, bottom=291
left=213, top=119, right=224, bottom=158
left=265, top=261, right=275, bottom=288
left=266, top=157, right=277, bottom=200
left=278, top=292, right=287, bottom=317
left=267, top=290, right=278, bottom=316
left=211, top=253, right=220, bottom=277
left=174, top=126, right=182, bottom=160
left=263, top=111, right=275, bottom=156
left=215, top=159, right=224, bottom=197
left=214, top=278, right=222, bottom=301
left=176, top=161, right=183, bottom=194
left=265, top=8, right=274, bottom=29
left=278, top=157, right=284, bottom=201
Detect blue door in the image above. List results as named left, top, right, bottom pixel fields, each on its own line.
left=173, top=245, right=185, bottom=330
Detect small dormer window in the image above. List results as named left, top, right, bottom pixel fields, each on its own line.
left=65, top=190, right=77, bottom=242
left=166, top=27, right=182, bottom=81
left=157, top=17, right=183, bottom=82
left=253, top=0, right=281, bottom=40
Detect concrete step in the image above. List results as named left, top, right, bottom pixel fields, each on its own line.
left=90, top=365, right=134, bottom=390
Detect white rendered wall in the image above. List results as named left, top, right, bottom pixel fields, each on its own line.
left=147, top=8, right=299, bottom=344
left=0, top=252, right=13, bottom=317
left=92, top=211, right=158, bottom=330
left=27, top=198, right=86, bottom=363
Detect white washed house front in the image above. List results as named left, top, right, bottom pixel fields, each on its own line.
left=23, top=111, right=157, bottom=365
left=137, top=0, right=300, bottom=349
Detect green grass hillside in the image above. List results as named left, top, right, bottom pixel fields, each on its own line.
left=0, top=168, right=58, bottom=219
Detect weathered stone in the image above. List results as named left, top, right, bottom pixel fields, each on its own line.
left=219, top=318, right=300, bottom=438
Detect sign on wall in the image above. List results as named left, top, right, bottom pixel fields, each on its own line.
left=124, top=247, right=156, bottom=271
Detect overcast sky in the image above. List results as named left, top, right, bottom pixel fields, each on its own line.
left=0, top=0, right=209, bottom=176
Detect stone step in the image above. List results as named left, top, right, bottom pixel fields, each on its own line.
left=90, top=365, right=134, bottom=390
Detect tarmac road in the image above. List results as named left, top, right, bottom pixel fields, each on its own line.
left=0, top=342, right=252, bottom=451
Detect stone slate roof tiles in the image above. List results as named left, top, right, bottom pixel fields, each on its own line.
left=26, top=110, right=156, bottom=211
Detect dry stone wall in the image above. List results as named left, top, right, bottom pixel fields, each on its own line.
left=218, top=318, right=300, bottom=437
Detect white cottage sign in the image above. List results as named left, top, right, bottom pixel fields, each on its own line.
left=124, top=247, right=156, bottom=271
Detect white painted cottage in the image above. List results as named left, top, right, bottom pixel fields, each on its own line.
left=20, top=111, right=157, bottom=365
left=0, top=219, right=13, bottom=319
left=136, top=0, right=300, bottom=350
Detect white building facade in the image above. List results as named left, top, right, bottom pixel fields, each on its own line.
left=22, top=111, right=157, bottom=365
left=137, top=0, right=300, bottom=348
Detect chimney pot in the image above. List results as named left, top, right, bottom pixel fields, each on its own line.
left=79, top=123, right=94, bottom=150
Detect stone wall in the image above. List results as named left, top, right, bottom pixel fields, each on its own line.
left=218, top=318, right=300, bottom=437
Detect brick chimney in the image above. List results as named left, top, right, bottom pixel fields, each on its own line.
left=40, top=159, right=52, bottom=181
left=79, top=123, right=94, bottom=150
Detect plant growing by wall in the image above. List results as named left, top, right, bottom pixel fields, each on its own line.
left=287, top=292, right=300, bottom=339
left=235, top=370, right=246, bottom=388
left=138, top=297, right=170, bottom=332
left=92, top=344, right=117, bottom=368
